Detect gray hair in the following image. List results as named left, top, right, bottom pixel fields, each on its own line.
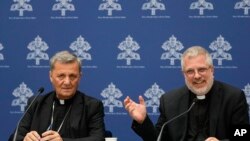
left=181, top=46, right=213, bottom=71
left=50, top=51, right=82, bottom=72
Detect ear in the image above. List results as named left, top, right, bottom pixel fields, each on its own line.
left=210, top=66, right=214, bottom=74
left=49, top=71, right=53, bottom=82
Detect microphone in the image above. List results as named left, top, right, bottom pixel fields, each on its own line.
left=12, top=87, right=44, bottom=141
left=156, top=97, right=200, bottom=141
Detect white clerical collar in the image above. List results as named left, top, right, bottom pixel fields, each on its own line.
left=59, top=99, right=65, bottom=105
left=197, top=95, right=206, bottom=100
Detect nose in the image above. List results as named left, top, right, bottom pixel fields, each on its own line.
left=193, top=70, right=202, bottom=78
left=64, top=76, right=71, bottom=84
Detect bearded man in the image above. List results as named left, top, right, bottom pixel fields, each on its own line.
left=124, top=46, right=249, bottom=141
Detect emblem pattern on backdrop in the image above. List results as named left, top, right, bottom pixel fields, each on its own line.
left=101, top=82, right=125, bottom=115
left=144, top=83, right=165, bottom=115
left=11, top=82, right=34, bottom=113
left=27, top=36, right=49, bottom=66
left=243, top=83, right=250, bottom=116
left=1, top=1, right=250, bottom=141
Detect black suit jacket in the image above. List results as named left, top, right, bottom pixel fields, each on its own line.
left=132, top=80, right=249, bottom=141
left=9, top=91, right=105, bottom=141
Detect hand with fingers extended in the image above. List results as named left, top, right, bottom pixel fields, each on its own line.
left=124, top=95, right=147, bottom=124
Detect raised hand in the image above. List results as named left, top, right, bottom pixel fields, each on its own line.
left=124, top=96, right=147, bottom=124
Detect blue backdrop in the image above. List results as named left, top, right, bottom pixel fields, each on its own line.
left=1, top=0, right=250, bottom=140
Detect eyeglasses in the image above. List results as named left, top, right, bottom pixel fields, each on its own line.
left=183, top=66, right=211, bottom=77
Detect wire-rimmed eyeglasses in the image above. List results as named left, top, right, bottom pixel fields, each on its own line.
left=183, top=66, right=211, bottom=77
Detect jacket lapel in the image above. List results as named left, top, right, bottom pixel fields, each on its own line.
left=209, top=81, right=222, bottom=136
left=69, top=92, right=84, bottom=129
left=34, top=93, right=54, bottom=133
left=179, top=87, right=190, bottom=141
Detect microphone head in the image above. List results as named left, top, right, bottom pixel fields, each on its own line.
left=38, top=87, right=45, bottom=93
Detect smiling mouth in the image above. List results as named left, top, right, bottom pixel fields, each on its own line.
left=193, top=81, right=206, bottom=86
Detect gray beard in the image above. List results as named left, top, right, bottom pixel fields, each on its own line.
left=185, top=76, right=214, bottom=96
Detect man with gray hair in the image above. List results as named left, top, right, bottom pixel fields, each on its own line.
left=9, top=51, right=105, bottom=141
left=124, top=46, right=249, bottom=141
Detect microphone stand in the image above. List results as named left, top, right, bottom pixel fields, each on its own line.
left=12, top=87, right=44, bottom=141
left=156, top=98, right=198, bottom=141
